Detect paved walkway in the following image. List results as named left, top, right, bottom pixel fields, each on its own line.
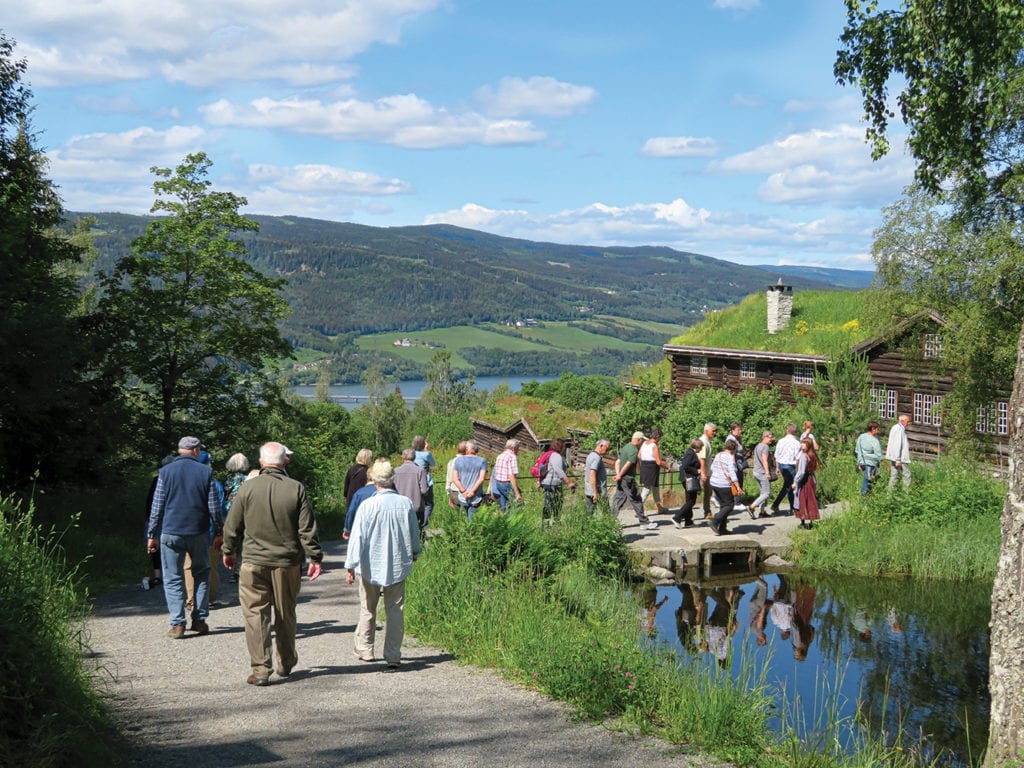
left=89, top=540, right=730, bottom=768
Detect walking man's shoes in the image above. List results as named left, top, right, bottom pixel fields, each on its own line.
left=167, top=624, right=185, bottom=639
left=191, top=619, right=210, bottom=635
left=246, top=674, right=270, bottom=687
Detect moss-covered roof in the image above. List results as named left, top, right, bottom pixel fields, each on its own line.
left=472, top=395, right=601, bottom=438
left=667, top=290, right=875, bottom=355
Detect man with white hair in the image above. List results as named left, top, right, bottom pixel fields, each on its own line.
left=393, top=447, right=429, bottom=526
left=222, top=441, right=323, bottom=686
left=345, top=460, right=421, bottom=670
left=453, top=439, right=488, bottom=519
left=491, top=439, right=523, bottom=512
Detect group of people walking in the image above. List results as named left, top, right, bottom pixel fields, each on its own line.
left=147, top=435, right=421, bottom=685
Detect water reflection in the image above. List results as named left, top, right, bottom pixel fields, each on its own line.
left=643, top=573, right=991, bottom=766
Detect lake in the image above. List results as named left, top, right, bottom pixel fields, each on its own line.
left=292, top=375, right=556, bottom=409
left=643, top=572, right=990, bottom=766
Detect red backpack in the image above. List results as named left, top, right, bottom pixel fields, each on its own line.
left=530, top=449, right=555, bottom=480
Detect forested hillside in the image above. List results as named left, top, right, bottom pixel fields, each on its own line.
left=72, top=212, right=843, bottom=348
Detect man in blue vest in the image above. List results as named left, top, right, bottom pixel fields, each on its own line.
left=147, top=436, right=223, bottom=639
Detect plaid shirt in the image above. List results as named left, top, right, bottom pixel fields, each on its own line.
left=493, top=449, right=518, bottom=483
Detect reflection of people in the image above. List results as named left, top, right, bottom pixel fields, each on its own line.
left=705, top=586, right=740, bottom=667
left=852, top=608, right=874, bottom=643
left=673, top=439, right=702, bottom=528
left=222, top=441, right=323, bottom=686
left=746, top=576, right=771, bottom=646
left=769, top=576, right=795, bottom=641
left=791, top=583, right=816, bottom=661
left=640, top=583, right=669, bottom=637
left=674, top=583, right=701, bottom=650
left=793, top=438, right=820, bottom=529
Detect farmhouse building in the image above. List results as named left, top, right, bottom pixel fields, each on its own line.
left=663, top=285, right=1011, bottom=462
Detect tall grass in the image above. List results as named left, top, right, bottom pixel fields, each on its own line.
left=0, top=497, right=116, bottom=767
left=791, top=458, right=1002, bottom=581
left=406, top=500, right=934, bottom=767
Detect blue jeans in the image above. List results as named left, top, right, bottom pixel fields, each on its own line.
left=772, top=464, right=796, bottom=511
left=860, top=464, right=878, bottom=495
left=493, top=480, right=513, bottom=511
left=161, top=532, right=211, bottom=627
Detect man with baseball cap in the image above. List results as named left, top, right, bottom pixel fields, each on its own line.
left=147, top=436, right=223, bottom=639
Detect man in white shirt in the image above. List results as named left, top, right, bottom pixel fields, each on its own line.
left=770, top=424, right=801, bottom=515
left=885, top=414, right=912, bottom=489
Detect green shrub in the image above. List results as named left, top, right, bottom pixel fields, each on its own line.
left=0, top=498, right=115, bottom=767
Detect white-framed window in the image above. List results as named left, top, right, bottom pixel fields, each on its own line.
left=871, top=387, right=897, bottom=420
left=923, top=333, right=944, bottom=359
left=739, top=360, right=757, bottom=380
left=913, top=392, right=944, bottom=427
left=976, top=401, right=1010, bottom=436
left=690, top=356, right=708, bottom=376
left=792, top=363, right=815, bottom=386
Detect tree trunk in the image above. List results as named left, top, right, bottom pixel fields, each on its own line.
left=985, top=317, right=1024, bottom=766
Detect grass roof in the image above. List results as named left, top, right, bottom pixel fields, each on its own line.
left=669, top=290, right=875, bottom=355
left=473, top=395, right=602, bottom=438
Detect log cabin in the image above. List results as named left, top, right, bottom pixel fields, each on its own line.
left=663, top=284, right=1011, bottom=463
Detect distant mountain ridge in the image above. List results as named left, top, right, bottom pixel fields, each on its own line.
left=73, top=212, right=863, bottom=345
left=752, top=264, right=875, bottom=289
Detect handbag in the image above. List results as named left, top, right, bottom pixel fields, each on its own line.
left=730, top=481, right=743, bottom=497
left=684, top=475, right=700, bottom=493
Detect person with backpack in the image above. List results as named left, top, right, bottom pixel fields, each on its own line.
left=539, top=437, right=574, bottom=520
left=613, top=431, right=657, bottom=529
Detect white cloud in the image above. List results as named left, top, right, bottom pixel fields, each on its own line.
left=9, top=0, right=444, bottom=87
left=474, top=76, right=596, bottom=117
left=641, top=136, right=718, bottom=158
left=200, top=95, right=545, bottom=148
left=713, top=0, right=760, bottom=10
left=246, top=163, right=412, bottom=196
left=708, top=124, right=913, bottom=206
left=424, top=199, right=879, bottom=269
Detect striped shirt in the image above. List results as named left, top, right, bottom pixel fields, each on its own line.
left=493, top=449, right=518, bottom=483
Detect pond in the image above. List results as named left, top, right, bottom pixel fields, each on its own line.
left=642, top=572, right=990, bottom=766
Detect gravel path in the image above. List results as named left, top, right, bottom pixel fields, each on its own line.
left=89, top=540, right=730, bottom=768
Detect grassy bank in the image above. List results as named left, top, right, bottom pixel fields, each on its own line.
left=0, top=497, right=117, bottom=767
left=790, top=457, right=1003, bottom=581
left=406, top=501, right=932, bottom=767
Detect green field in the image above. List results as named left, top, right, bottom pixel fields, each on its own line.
left=354, top=318, right=675, bottom=367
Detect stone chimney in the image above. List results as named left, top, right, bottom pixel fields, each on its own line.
left=766, top=278, right=793, bottom=334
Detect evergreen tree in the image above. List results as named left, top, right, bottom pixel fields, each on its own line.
left=0, top=34, right=114, bottom=486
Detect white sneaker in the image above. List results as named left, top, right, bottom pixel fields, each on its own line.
left=646, top=521, right=659, bottom=530
left=141, top=578, right=151, bottom=590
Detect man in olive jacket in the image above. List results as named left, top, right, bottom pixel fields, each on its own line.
left=222, top=441, right=323, bottom=686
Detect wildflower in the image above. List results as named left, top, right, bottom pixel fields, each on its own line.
left=628, top=684, right=635, bottom=690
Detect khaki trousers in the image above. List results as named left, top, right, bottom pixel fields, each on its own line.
left=238, top=562, right=301, bottom=680
left=184, top=547, right=220, bottom=615
left=355, top=577, right=405, bottom=665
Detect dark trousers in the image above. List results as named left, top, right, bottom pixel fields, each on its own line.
left=711, top=485, right=735, bottom=532
left=772, top=464, right=796, bottom=510
left=612, top=475, right=646, bottom=521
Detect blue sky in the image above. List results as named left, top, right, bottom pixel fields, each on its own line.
left=4, top=0, right=912, bottom=268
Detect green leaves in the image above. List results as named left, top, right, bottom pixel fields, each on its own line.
left=97, top=152, right=292, bottom=454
